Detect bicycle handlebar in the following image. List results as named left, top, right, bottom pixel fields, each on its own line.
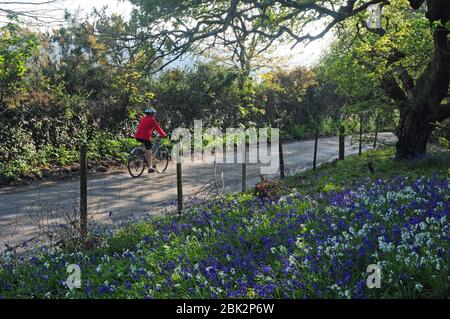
left=128, top=133, right=169, bottom=139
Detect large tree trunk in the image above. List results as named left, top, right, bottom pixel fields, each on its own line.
left=367, top=1, right=450, bottom=159
left=395, top=108, right=434, bottom=159
left=386, top=20, right=449, bottom=159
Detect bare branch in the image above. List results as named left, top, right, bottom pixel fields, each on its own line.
left=0, top=0, right=65, bottom=26
left=128, top=0, right=394, bottom=72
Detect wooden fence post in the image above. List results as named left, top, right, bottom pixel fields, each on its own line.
left=241, top=143, right=247, bottom=192
left=359, top=116, right=363, bottom=156
left=279, top=140, right=285, bottom=179
left=373, top=117, right=379, bottom=149
left=80, top=144, right=88, bottom=239
left=339, top=125, right=345, bottom=161
left=313, top=130, right=319, bottom=170
left=176, top=161, right=183, bottom=213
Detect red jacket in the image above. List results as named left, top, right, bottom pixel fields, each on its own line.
left=135, top=115, right=167, bottom=141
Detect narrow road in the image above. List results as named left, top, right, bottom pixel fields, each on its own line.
left=0, top=133, right=396, bottom=248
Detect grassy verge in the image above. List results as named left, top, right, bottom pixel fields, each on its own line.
left=0, top=134, right=141, bottom=187
left=284, top=147, right=449, bottom=194
left=0, top=147, right=448, bottom=299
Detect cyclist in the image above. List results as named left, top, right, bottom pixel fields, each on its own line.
left=134, top=106, right=168, bottom=173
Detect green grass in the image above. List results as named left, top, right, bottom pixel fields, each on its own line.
left=284, top=147, right=450, bottom=194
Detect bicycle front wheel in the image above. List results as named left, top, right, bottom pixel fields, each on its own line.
left=128, top=149, right=146, bottom=178
left=154, top=146, right=170, bottom=174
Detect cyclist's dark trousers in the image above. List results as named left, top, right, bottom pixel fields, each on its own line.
left=136, top=138, right=152, bottom=150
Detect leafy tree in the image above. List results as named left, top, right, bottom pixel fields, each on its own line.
left=321, top=0, right=448, bottom=158
left=129, top=0, right=450, bottom=159
left=36, top=12, right=160, bottom=132
left=303, top=80, right=348, bottom=134
left=255, top=67, right=319, bottom=133
left=153, top=62, right=240, bottom=130
left=202, top=23, right=290, bottom=123
left=0, top=23, right=37, bottom=107
left=317, top=30, right=396, bottom=136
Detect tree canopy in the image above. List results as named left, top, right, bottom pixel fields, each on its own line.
left=128, top=0, right=449, bottom=158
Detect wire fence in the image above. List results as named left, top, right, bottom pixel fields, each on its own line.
left=0, top=131, right=396, bottom=251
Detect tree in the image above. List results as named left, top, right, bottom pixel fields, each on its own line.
left=35, top=11, right=161, bottom=132
left=129, top=0, right=450, bottom=159
left=256, top=67, right=319, bottom=132
left=153, top=62, right=240, bottom=130
left=201, top=18, right=290, bottom=122
left=320, top=0, right=448, bottom=158
left=317, top=25, right=398, bottom=136
left=205, top=33, right=282, bottom=122
left=0, top=23, right=37, bottom=108
left=304, top=80, right=348, bottom=134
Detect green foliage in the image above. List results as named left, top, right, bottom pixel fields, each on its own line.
left=284, top=147, right=450, bottom=194
left=153, top=62, right=240, bottom=130
left=0, top=19, right=151, bottom=183
left=0, top=9, right=396, bottom=184
left=0, top=23, right=38, bottom=104
left=317, top=0, right=433, bottom=133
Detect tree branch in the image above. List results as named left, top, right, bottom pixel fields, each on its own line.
left=0, top=0, right=65, bottom=26
left=130, top=0, right=389, bottom=71
left=413, top=26, right=450, bottom=112
left=381, top=74, right=407, bottom=103
left=395, top=65, right=415, bottom=100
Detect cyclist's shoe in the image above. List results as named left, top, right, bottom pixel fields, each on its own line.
left=148, top=165, right=156, bottom=174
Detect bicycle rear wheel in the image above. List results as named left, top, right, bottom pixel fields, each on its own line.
left=128, top=149, right=146, bottom=178
left=154, top=146, right=170, bottom=174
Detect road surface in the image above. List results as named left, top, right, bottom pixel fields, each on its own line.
left=0, top=133, right=396, bottom=248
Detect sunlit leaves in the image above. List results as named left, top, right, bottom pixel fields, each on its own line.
left=318, top=0, right=434, bottom=118
left=0, top=23, right=38, bottom=104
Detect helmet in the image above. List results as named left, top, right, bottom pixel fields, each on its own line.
left=144, top=108, right=156, bottom=115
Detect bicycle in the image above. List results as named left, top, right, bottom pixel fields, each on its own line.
left=127, top=137, right=170, bottom=178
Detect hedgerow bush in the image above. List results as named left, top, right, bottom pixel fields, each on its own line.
left=0, top=91, right=137, bottom=182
